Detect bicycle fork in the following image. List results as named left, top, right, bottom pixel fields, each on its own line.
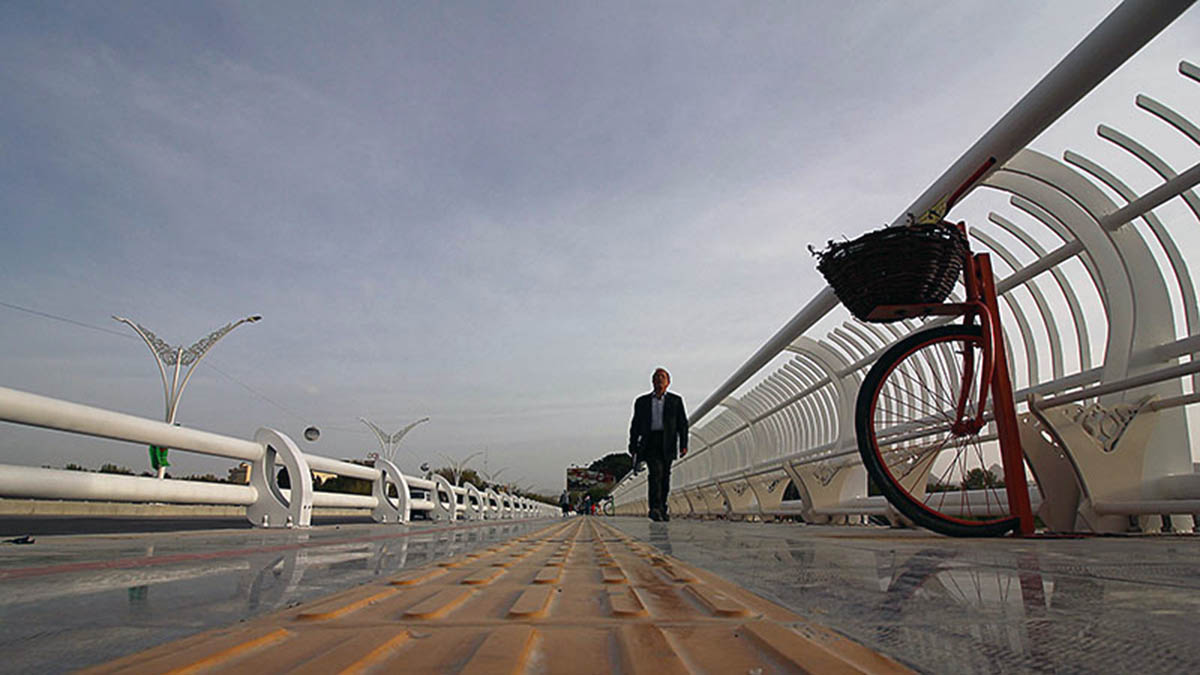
left=968, top=253, right=1036, bottom=536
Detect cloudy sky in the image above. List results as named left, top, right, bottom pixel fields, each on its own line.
left=1, top=2, right=1197, bottom=493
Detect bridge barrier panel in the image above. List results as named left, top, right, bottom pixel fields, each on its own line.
left=609, top=22, right=1200, bottom=534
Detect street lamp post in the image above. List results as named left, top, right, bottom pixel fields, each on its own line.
left=113, top=314, right=262, bottom=478
left=479, top=467, right=508, bottom=489
left=439, top=451, right=483, bottom=486
left=503, top=476, right=536, bottom=498
left=360, top=417, right=430, bottom=463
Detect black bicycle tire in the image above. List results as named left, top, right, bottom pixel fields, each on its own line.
left=856, top=324, right=1020, bottom=538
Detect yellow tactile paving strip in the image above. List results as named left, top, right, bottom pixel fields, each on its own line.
left=84, top=519, right=913, bottom=674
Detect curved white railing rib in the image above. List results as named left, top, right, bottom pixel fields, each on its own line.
left=612, top=2, right=1200, bottom=534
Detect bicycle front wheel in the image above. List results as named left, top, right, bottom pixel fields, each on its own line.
left=856, top=324, right=1020, bottom=537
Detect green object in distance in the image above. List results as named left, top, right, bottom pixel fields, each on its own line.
left=148, top=445, right=170, bottom=469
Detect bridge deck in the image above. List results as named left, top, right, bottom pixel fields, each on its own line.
left=605, top=518, right=1200, bottom=673
left=4, top=516, right=1200, bottom=672
left=77, top=517, right=909, bottom=674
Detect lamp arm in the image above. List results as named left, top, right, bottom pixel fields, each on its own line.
left=360, top=418, right=392, bottom=455
left=113, top=316, right=172, bottom=419
left=389, top=416, right=430, bottom=445
left=173, top=316, right=258, bottom=418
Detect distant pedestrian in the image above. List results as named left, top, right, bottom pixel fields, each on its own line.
left=628, top=367, right=688, bottom=521
left=559, top=489, right=570, bottom=516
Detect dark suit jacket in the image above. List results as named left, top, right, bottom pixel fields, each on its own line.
left=629, top=391, right=688, bottom=461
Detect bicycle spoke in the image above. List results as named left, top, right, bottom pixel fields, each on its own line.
left=890, top=360, right=959, bottom=412
left=858, top=324, right=1017, bottom=537
left=875, top=388, right=956, bottom=423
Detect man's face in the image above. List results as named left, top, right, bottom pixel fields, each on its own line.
left=652, top=370, right=669, bottom=395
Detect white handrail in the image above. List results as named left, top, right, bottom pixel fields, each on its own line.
left=0, top=463, right=256, bottom=505
left=0, top=384, right=559, bottom=525
left=613, top=4, right=1200, bottom=533
left=0, top=386, right=262, bottom=461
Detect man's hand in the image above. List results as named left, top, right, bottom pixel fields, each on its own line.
left=679, top=447, right=687, bottom=457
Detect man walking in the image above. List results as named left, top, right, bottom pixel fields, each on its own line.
left=628, top=368, right=688, bottom=521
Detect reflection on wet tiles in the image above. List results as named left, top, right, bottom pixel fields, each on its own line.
left=0, top=520, right=550, bottom=672
left=607, top=519, right=1200, bottom=673
left=646, top=522, right=674, bottom=556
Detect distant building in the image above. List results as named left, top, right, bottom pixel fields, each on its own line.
left=227, top=463, right=251, bottom=484
left=567, top=467, right=615, bottom=492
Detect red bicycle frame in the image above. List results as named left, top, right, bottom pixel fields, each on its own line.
left=867, top=225, right=1035, bottom=536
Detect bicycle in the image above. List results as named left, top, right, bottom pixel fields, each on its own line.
left=852, top=223, right=1036, bottom=537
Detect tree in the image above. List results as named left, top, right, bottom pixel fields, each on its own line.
left=963, top=468, right=1002, bottom=490
left=927, top=478, right=957, bottom=493
left=588, top=452, right=631, bottom=480
left=457, top=468, right=484, bottom=488
left=433, top=467, right=485, bottom=489
left=317, top=474, right=371, bottom=495
left=99, top=463, right=135, bottom=475
left=180, top=473, right=224, bottom=483
left=522, top=492, right=557, bottom=506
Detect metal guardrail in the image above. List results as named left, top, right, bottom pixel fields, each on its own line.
left=611, top=1, right=1200, bottom=533
left=0, top=385, right=557, bottom=527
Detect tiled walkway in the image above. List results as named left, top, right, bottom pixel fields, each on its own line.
left=606, top=518, right=1200, bottom=674
left=84, top=518, right=910, bottom=674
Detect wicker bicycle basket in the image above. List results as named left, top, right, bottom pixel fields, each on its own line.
left=813, top=221, right=969, bottom=323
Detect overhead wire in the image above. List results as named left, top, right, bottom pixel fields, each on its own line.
left=0, top=299, right=369, bottom=434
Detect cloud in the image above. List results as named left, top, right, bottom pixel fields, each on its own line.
left=6, top=0, right=1192, bottom=495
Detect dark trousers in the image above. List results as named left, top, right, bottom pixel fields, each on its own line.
left=645, top=431, right=672, bottom=515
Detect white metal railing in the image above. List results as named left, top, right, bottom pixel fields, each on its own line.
left=0, top=385, right=557, bottom=527
left=611, top=1, right=1200, bottom=534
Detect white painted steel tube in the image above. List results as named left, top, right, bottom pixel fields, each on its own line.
left=691, top=288, right=838, bottom=425
left=789, top=488, right=1042, bottom=517
left=305, top=454, right=379, bottom=481
left=688, top=2, right=1193, bottom=430
left=893, top=0, right=1194, bottom=228
left=1098, top=161, right=1200, bottom=231
left=308, top=491, right=377, bottom=509
left=1034, top=359, right=1200, bottom=409
left=0, top=385, right=544, bottom=521
left=810, top=503, right=890, bottom=516
left=1092, top=500, right=1200, bottom=515
left=408, top=477, right=434, bottom=492
left=993, top=162, right=1200, bottom=296
left=0, top=386, right=263, bottom=462
left=0, top=464, right=257, bottom=505
left=1148, top=392, right=1200, bottom=411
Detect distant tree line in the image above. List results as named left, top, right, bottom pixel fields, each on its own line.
left=563, top=452, right=633, bottom=506
left=50, top=460, right=562, bottom=504
left=51, top=459, right=1005, bottom=498
left=429, top=466, right=557, bottom=505
left=54, top=462, right=228, bottom=483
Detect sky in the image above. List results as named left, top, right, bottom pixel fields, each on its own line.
left=1, top=2, right=1198, bottom=495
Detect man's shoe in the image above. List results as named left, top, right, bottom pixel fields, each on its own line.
left=662, top=511, right=670, bottom=522
left=648, top=510, right=662, bottom=522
